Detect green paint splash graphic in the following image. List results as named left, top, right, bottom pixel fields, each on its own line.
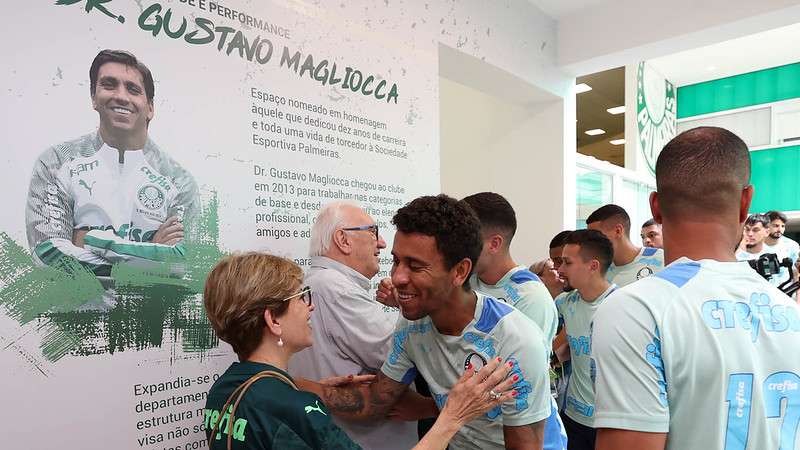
left=0, top=192, right=225, bottom=362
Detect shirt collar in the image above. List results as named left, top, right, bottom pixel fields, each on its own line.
left=310, top=256, right=372, bottom=291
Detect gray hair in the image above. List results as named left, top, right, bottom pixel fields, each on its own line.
left=309, top=201, right=360, bottom=257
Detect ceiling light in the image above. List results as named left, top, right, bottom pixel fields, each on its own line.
left=607, top=106, right=625, bottom=115
left=574, top=83, right=592, bottom=94
left=706, top=66, right=716, bottom=71
left=610, top=138, right=626, bottom=145
left=585, top=129, right=605, bottom=136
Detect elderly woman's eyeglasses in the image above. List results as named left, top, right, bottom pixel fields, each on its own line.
left=341, top=224, right=379, bottom=240
left=280, top=286, right=312, bottom=307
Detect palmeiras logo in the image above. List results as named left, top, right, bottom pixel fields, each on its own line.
left=636, top=266, right=654, bottom=280
left=636, top=62, right=676, bottom=177
left=464, top=352, right=487, bottom=372
left=138, top=185, right=165, bottom=210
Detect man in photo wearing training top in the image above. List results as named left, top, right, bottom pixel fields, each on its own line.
left=25, top=50, right=198, bottom=298
left=639, top=219, right=663, bottom=249
left=586, top=205, right=663, bottom=287
left=553, top=229, right=616, bottom=450
left=592, top=127, right=800, bottom=450
left=299, top=195, right=554, bottom=450
left=461, top=192, right=567, bottom=450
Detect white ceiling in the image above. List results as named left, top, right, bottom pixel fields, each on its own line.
left=648, top=22, right=800, bottom=87
left=527, top=0, right=606, bottom=19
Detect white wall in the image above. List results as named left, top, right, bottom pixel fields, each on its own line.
left=557, top=0, right=800, bottom=75
left=440, top=75, right=573, bottom=264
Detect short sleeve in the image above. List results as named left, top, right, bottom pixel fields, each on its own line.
left=501, top=319, right=551, bottom=426
left=379, top=319, right=419, bottom=385
left=591, top=290, right=670, bottom=432
left=513, top=283, right=558, bottom=345
left=554, top=292, right=568, bottom=323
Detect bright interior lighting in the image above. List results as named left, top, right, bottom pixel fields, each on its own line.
left=575, top=83, right=592, bottom=94
left=584, top=129, right=606, bottom=136
left=606, top=106, right=625, bottom=115
left=610, top=138, right=626, bottom=145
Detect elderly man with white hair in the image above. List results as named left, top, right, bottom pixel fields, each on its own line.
left=289, top=201, right=419, bottom=450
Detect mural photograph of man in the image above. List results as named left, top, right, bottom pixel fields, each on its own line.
left=25, top=49, right=199, bottom=292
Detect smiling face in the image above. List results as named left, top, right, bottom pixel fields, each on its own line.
left=276, top=283, right=315, bottom=353
left=92, top=62, right=153, bottom=145
left=538, top=259, right=565, bottom=295
left=390, top=231, right=461, bottom=321
left=340, top=206, right=386, bottom=278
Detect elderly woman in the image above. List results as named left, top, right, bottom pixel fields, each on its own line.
left=530, top=258, right=566, bottom=299
left=203, top=252, right=514, bottom=450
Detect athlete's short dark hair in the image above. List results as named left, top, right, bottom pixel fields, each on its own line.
left=587, top=204, right=631, bottom=235
left=549, top=230, right=573, bottom=249
left=461, top=192, right=517, bottom=243
left=766, top=210, right=788, bottom=224
left=745, top=214, right=770, bottom=228
left=564, top=229, right=613, bottom=274
left=656, top=127, right=750, bottom=220
left=642, top=218, right=658, bottom=228
left=90, top=49, right=155, bottom=104
left=393, top=195, right=482, bottom=291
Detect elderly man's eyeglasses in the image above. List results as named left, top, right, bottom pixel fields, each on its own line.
left=280, top=286, right=312, bottom=307
left=341, top=224, right=379, bottom=240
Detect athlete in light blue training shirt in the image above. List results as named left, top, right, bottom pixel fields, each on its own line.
left=586, top=204, right=664, bottom=287
left=463, top=192, right=566, bottom=450
left=554, top=229, right=616, bottom=450
left=592, top=127, right=800, bottom=450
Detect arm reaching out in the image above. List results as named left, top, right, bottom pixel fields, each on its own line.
left=296, top=370, right=409, bottom=421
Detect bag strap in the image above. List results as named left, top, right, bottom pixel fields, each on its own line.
left=208, top=370, right=298, bottom=450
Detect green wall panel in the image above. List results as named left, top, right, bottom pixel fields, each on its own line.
left=677, top=62, right=800, bottom=118
left=750, top=145, right=800, bottom=213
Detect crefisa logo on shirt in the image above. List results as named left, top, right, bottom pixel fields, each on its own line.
left=636, top=266, right=654, bottom=280
left=138, top=184, right=165, bottom=210
left=464, top=352, right=487, bottom=372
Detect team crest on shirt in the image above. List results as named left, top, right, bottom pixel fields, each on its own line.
left=636, top=266, right=654, bottom=279
left=464, top=352, right=487, bottom=372
left=138, top=184, right=165, bottom=210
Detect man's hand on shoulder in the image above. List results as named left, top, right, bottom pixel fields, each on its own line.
left=152, top=216, right=184, bottom=245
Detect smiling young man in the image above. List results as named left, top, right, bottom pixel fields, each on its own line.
left=25, top=49, right=198, bottom=306
left=301, top=195, right=553, bottom=450
left=553, top=230, right=616, bottom=450
left=591, top=127, right=800, bottom=450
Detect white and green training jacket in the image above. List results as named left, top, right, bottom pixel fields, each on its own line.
left=25, top=132, right=199, bottom=276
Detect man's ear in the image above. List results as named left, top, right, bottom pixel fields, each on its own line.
left=650, top=191, right=663, bottom=224
left=451, top=257, right=473, bottom=288
left=740, top=185, right=754, bottom=224
left=590, top=258, right=601, bottom=274
left=332, top=229, right=352, bottom=255
left=614, top=222, right=625, bottom=238
left=488, top=234, right=504, bottom=253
